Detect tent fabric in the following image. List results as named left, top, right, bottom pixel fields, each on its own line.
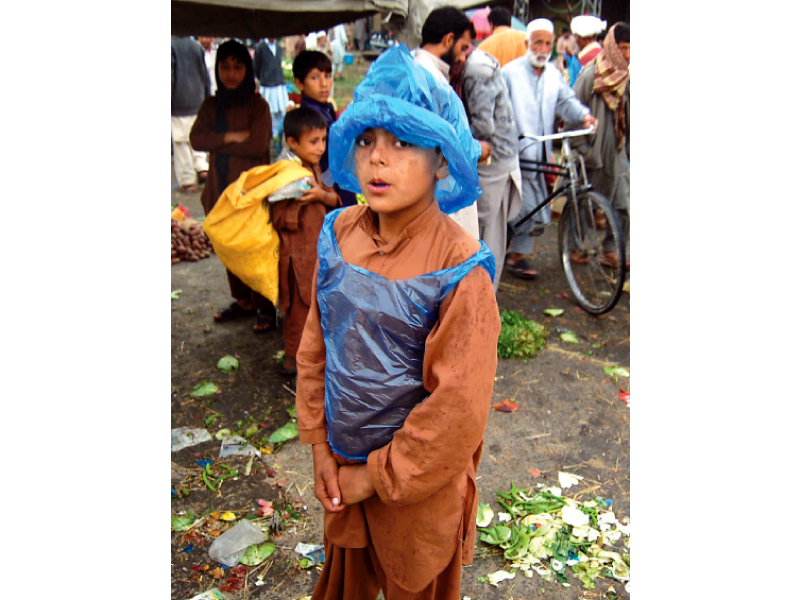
left=172, top=0, right=488, bottom=39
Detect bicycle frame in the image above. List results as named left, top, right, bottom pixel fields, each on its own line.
left=513, top=133, right=593, bottom=231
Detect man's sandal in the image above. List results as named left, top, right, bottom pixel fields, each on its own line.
left=505, top=256, right=538, bottom=280
left=214, top=301, right=257, bottom=323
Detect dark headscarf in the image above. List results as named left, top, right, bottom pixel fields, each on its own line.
left=214, top=40, right=257, bottom=194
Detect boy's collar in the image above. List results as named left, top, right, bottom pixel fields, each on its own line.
left=361, top=199, right=442, bottom=250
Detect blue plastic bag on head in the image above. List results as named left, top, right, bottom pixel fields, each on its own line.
left=329, top=44, right=482, bottom=214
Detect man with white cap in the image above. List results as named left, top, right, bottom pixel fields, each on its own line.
left=568, top=14, right=607, bottom=85
left=501, top=18, right=597, bottom=279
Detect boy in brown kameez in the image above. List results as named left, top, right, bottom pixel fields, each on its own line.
left=272, top=106, right=340, bottom=375
left=295, top=45, right=501, bottom=599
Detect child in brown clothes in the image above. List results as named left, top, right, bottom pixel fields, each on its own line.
left=190, top=39, right=277, bottom=333
left=272, top=106, right=340, bottom=375
left=295, top=45, right=501, bottom=599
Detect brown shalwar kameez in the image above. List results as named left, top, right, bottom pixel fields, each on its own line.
left=296, top=203, right=501, bottom=599
left=190, top=94, right=274, bottom=312
left=271, top=160, right=339, bottom=359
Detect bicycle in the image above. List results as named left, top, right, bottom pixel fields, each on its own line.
left=513, top=127, right=626, bottom=315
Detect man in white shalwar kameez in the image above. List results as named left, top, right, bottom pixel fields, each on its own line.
left=501, top=18, right=597, bottom=278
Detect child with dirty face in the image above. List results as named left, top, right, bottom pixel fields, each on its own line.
left=294, top=44, right=501, bottom=599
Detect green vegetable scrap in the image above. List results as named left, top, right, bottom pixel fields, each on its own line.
left=217, top=355, right=239, bottom=373
left=476, top=483, right=630, bottom=590
left=189, top=381, right=219, bottom=398
left=603, top=366, right=630, bottom=379
left=497, top=310, right=548, bottom=359
left=268, top=422, right=299, bottom=444
left=560, top=330, right=580, bottom=344
left=240, top=542, right=276, bottom=566
left=171, top=512, right=197, bottom=532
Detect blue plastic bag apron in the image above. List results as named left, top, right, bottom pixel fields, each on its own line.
left=317, top=208, right=495, bottom=462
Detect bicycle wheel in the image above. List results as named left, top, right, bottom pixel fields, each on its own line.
left=558, top=191, right=626, bottom=315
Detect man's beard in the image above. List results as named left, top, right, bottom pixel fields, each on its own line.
left=441, top=44, right=456, bottom=67
left=527, top=49, right=549, bottom=68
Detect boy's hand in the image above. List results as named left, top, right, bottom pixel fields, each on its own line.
left=224, top=131, right=250, bottom=144
left=338, top=464, right=376, bottom=505
left=300, top=179, right=338, bottom=207
left=312, top=443, right=344, bottom=513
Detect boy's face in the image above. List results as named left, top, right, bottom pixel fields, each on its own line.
left=353, top=127, right=447, bottom=220
left=286, top=127, right=328, bottom=165
left=295, top=68, right=332, bottom=103
left=218, top=55, right=246, bottom=90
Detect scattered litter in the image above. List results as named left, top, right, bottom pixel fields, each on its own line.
left=618, top=392, right=630, bottom=406
left=219, top=512, right=237, bottom=521
left=268, top=422, right=299, bottom=443
left=171, top=289, right=182, bottom=300
left=257, top=499, right=274, bottom=517
left=497, top=512, right=512, bottom=523
left=558, top=471, right=584, bottom=489
left=187, top=589, right=224, bottom=600
left=486, top=569, right=515, bottom=586
left=560, top=330, right=580, bottom=344
left=171, top=461, right=195, bottom=484
left=240, top=541, right=276, bottom=566
left=561, top=504, right=590, bottom=527
left=219, top=435, right=262, bottom=458
left=189, top=381, right=220, bottom=397
left=171, top=427, right=212, bottom=452
left=295, top=542, right=325, bottom=566
left=603, top=366, right=630, bottom=378
left=217, top=355, right=239, bottom=373
left=171, top=512, right=200, bottom=532
left=208, top=519, right=267, bottom=567
left=476, top=503, right=494, bottom=527
left=492, top=399, right=519, bottom=413
left=295, top=542, right=324, bottom=555
left=180, top=544, right=195, bottom=553
left=214, top=428, right=231, bottom=440
left=477, top=482, right=630, bottom=589
left=544, top=308, right=564, bottom=317
left=196, top=459, right=213, bottom=469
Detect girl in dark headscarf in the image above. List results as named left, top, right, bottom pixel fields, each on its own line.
left=190, top=39, right=278, bottom=332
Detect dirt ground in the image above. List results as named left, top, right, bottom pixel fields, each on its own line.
left=170, top=163, right=630, bottom=599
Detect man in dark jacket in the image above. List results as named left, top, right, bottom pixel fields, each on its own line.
left=171, top=36, right=210, bottom=191
left=254, top=38, right=289, bottom=139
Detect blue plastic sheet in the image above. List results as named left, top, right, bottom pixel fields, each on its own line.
left=316, top=209, right=495, bottom=461
left=329, top=44, right=482, bottom=215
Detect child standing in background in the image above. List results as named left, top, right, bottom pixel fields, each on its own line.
left=190, top=39, right=278, bottom=333
left=292, top=50, right=358, bottom=207
left=272, top=106, right=341, bottom=376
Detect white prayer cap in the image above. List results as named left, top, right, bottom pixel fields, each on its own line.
left=316, top=30, right=326, bottom=37
left=570, top=15, right=607, bottom=37
left=527, top=18, right=554, bottom=36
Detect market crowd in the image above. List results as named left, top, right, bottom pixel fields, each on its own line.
left=170, top=7, right=629, bottom=597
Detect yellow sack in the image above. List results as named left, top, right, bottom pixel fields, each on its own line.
left=202, top=161, right=312, bottom=305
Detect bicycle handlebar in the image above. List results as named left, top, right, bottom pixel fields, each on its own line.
left=518, top=125, right=595, bottom=143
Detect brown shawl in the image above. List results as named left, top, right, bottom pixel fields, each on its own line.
left=593, top=24, right=629, bottom=148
